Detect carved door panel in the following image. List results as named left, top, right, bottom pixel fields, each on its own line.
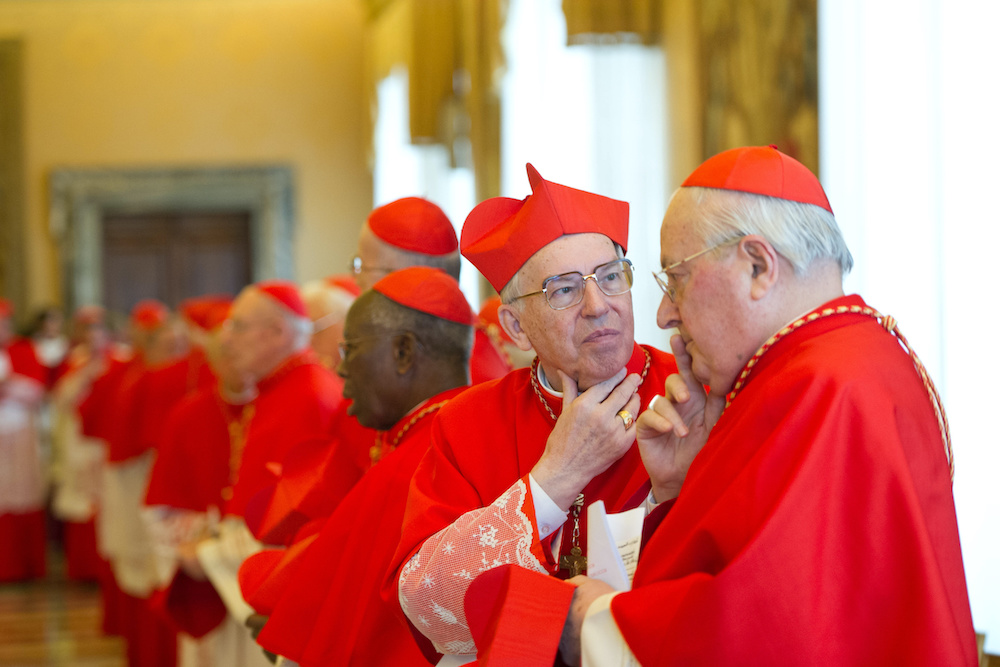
left=101, top=211, right=252, bottom=316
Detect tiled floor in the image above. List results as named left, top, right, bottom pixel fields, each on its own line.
left=0, top=554, right=124, bottom=667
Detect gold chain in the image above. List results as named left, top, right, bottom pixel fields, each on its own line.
left=530, top=348, right=652, bottom=423
left=725, top=304, right=954, bottom=480
left=221, top=402, right=255, bottom=501
left=369, top=399, right=450, bottom=466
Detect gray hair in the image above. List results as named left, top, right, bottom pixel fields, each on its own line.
left=680, top=186, right=854, bottom=276
left=385, top=246, right=462, bottom=282
left=366, top=292, right=473, bottom=367
left=302, top=280, right=355, bottom=332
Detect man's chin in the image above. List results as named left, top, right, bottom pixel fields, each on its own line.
left=577, top=353, right=633, bottom=390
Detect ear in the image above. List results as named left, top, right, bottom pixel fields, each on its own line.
left=392, top=332, right=418, bottom=375
left=497, top=304, right=534, bottom=352
left=740, top=236, right=780, bottom=300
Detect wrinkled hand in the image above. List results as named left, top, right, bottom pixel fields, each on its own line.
left=532, top=368, right=642, bottom=510
left=637, top=334, right=724, bottom=502
left=558, top=575, right=616, bottom=667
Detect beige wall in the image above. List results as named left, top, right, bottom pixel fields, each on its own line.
left=0, top=0, right=372, bottom=309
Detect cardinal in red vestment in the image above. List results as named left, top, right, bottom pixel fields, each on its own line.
left=51, top=305, right=114, bottom=582
left=238, top=267, right=476, bottom=666
left=484, top=147, right=977, bottom=666
left=155, top=280, right=342, bottom=667
left=386, top=165, right=678, bottom=662
left=0, top=299, right=48, bottom=582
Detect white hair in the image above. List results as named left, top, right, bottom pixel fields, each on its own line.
left=302, top=280, right=355, bottom=333
left=679, top=187, right=854, bottom=276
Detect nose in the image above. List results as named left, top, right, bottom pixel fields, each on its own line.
left=579, top=277, right=611, bottom=317
left=656, top=293, right=680, bottom=330
left=335, top=356, right=348, bottom=379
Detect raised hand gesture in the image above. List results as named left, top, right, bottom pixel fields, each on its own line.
left=636, top=334, right=724, bottom=502
left=532, top=368, right=642, bottom=511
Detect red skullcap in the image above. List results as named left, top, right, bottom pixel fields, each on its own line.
left=130, top=299, right=168, bottom=331
left=180, top=295, right=233, bottom=331
left=367, top=197, right=458, bottom=256
left=682, top=145, right=833, bottom=214
left=372, top=266, right=475, bottom=326
left=256, top=280, right=308, bottom=318
left=461, top=164, right=630, bottom=292
left=201, top=300, right=232, bottom=331
left=477, top=296, right=512, bottom=343
left=0, top=299, right=12, bottom=319
left=325, top=273, right=362, bottom=298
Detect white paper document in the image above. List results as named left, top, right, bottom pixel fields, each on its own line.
left=586, top=500, right=646, bottom=591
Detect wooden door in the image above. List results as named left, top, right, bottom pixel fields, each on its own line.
left=102, top=211, right=252, bottom=316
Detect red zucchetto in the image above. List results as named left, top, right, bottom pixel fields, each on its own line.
left=325, top=273, right=362, bottom=298
left=682, top=145, right=833, bottom=214
left=372, top=266, right=475, bottom=326
left=180, top=295, right=233, bottom=331
left=477, top=296, right=512, bottom=343
left=130, top=299, right=168, bottom=331
left=256, top=280, right=308, bottom=318
left=367, top=197, right=458, bottom=256
left=460, top=163, right=630, bottom=292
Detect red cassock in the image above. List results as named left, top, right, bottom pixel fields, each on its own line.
left=108, top=353, right=213, bottom=464
left=0, top=339, right=47, bottom=582
left=145, top=350, right=344, bottom=638
left=145, top=388, right=240, bottom=514
left=251, top=386, right=468, bottom=666
left=386, top=343, right=677, bottom=654
left=611, top=295, right=977, bottom=665
left=102, top=357, right=150, bottom=463
left=77, top=351, right=133, bottom=443
left=224, top=350, right=344, bottom=519
left=242, top=400, right=377, bottom=548
left=5, top=337, right=46, bottom=385
left=144, top=385, right=242, bottom=637
left=74, top=350, right=135, bottom=635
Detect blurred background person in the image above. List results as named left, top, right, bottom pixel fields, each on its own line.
left=0, top=299, right=48, bottom=582
left=50, top=305, right=113, bottom=582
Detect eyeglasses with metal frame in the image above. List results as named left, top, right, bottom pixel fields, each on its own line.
left=350, top=256, right=396, bottom=277
left=512, top=258, right=634, bottom=311
left=652, top=236, right=743, bottom=303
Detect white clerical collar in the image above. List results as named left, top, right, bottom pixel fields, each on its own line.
left=535, top=364, right=563, bottom=398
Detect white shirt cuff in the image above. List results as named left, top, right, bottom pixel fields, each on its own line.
left=644, top=489, right=663, bottom=513
left=528, top=473, right=569, bottom=540
left=581, top=592, right=640, bottom=667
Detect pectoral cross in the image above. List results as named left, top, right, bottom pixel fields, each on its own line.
left=559, top=493, right=587, bottom=577
left=559, top=546, right=587, bottom=577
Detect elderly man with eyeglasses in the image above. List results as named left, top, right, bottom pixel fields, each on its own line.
left=386, top=164, right=679, bottom=663
left=470, top=147, right=974, bottom=666
left=350, top=197, right=462, bottom=291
